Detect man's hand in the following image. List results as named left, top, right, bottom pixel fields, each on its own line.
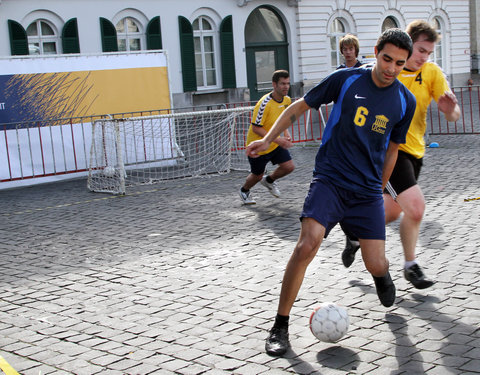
left=275, top=136, right=293, bottom=149
left=438, top=91, right=460, bottom=122
left=246, top=139, right=270, bottom=158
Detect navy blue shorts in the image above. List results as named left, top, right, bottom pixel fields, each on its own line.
left=301, top=175, right=386, bottom=240
left=248, top=146, right=292, bottom=176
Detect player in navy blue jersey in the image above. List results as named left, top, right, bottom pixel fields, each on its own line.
left=246, top=28, right=416, bottom=357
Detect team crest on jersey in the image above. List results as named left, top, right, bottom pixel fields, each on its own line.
left=371, top=115, right=389, bottom=134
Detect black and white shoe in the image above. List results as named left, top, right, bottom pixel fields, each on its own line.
left=265, top=326, right=289, bottom=357
left=404, top=264, right=435, bottom=289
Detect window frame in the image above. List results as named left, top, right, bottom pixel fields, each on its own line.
left=26, top=19, right=60, bottom=55
left=193, top=15, right=221, bottom=90
left=115, top=16, right=144, bottom=52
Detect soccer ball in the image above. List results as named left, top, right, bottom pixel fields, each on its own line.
left=309, top=302, right=349, bottom=342
left=103, top=165, right=116, bottom=177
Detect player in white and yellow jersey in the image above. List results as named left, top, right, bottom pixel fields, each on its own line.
left=239, top=70, right=294, bottom=205
left=342, top=20, right=461, bottom=290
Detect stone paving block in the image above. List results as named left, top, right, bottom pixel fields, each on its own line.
left=0, top=135, right=479, bottom=374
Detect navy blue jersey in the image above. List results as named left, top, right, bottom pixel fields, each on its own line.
left=336, top=60, right=363, bottom=69
left=304, top=67, right=416, bottom=196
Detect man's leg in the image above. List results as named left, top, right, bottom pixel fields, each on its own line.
left=359, top=239, right=396, bottom=307
left=395, top=185, right=434, bottom=289
left=261, top=159, right=295, bottom=198
left=265, top=217, right=325, bottom=356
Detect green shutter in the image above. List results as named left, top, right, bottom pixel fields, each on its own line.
left=178, top=16, right=196, bottom=92
left=220, top=16, right=236, bottom=89
left=146, top=16, right=162, bottom=50
left=62, top=18, right=80, bottom=54
left=8, top=20, right=29, bottom=56
left=100, top=17, right=118, bottom=52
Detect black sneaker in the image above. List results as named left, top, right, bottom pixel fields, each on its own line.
left=341, top=236, right=360, bottom=268
left=265, top=326, right=289, bottom=357
left=373, top=272, right=396, bottom=307
left=404, top=264, right=435, bottom=289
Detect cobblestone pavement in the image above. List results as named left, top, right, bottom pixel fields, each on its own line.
left=0, top=134, right=479, bottom=375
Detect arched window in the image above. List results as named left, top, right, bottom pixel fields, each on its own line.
left=116, top=17, right=143, bottom=51
left=193, top=16, right=218, bottom=88
left=432, top=17, right=443, bottom=68
left=382, top=16, right=399, bottom=32
left=329, top=18, right=346, bottom=69
left=27, top=20, right=59, bottom=55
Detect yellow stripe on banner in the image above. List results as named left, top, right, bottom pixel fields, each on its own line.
left=0, top=355, right=20, bottom=375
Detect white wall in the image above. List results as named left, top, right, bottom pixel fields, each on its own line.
left=0, top=0, right=472, bottom=101
left=297, top=0, right=471, bottom=88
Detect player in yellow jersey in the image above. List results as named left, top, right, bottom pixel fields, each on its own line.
left=239, top=70, right=294, bottom=204
left=341, top=20, right=460, bottom=289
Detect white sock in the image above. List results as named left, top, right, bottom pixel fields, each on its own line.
left=404, top=260, right=418, bottom=270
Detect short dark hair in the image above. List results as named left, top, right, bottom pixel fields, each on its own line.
left=272, top=70, right=289, bottom=83
left=339, top=33, right=360, bottom=57
left=406, top=19, right=439, bottom=44
left=376, top=28, right=413, bottom=59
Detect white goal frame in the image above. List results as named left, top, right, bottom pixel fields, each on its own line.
left=87, top=106, right=254, bottom=194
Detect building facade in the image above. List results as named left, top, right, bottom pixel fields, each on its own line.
left=0, top=0, right=473, bottom=110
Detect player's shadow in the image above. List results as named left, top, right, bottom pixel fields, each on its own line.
left=401, top=293, right=479, bottom=374
left=350, top=280, right=479, bottom=374
left=384, top=313, right=425, bottom=375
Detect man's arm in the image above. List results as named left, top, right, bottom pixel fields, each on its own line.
left=250, top=121, right=292, bottom=149
left=246, top=98, right=311, bottom=157
left=382, top=141, right=400, bottom=190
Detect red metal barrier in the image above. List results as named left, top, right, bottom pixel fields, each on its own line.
left=1, top=85, right=478, bottom=186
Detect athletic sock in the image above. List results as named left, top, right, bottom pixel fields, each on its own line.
left=273, top=313, right=289, bottom=329
left=241, top=187, right=249, bottom=193
left=404, top=260, right=418, bottom=270
left=266, top=176, right=275, bottom=184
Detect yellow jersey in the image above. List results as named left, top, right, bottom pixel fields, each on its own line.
left=246, top=92, right=291, bottom=155
left=397, top=62, right=451, bottom=158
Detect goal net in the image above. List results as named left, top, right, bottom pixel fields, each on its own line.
left=87, top=106, right=254, bottom=194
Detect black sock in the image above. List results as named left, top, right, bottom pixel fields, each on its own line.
left=273, top=313, right=289, bottom=329
left=241, top=187, right=249, bottom=193
left=266, top=175, right=274, bottom=184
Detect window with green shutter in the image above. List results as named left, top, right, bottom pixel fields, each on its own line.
left=147, top=16, right=162, bottom=50
left=220, top=16, right=236, bottom=89
left=8, top=20, right=29, bottom=55
left=62, top=18, right=80, bottom=54
left=100, top=17, right=118, bottom=52
left=179, top=16, right=197, bottom=92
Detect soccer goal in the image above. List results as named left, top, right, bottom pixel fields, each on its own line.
left=87, top=106, right=254, bottom=194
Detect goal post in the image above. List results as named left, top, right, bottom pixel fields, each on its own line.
left=87, top=106, right=254, bottom=194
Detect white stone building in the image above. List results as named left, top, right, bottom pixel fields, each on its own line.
left=0, top=0, right=473, bottom=110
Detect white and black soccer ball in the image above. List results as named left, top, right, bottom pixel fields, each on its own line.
left=309, top=302, right=349, bottom=342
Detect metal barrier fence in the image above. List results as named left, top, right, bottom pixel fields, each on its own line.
left=1, top=85, right=479, bottom=187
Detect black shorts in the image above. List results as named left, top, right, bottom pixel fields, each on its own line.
left=248, top=146, right=292, bottom=175
left=385, top=150, right=423, bottom=199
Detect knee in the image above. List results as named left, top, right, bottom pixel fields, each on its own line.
left=292, top=238, right=320, bottom=264
left=405, top=202, right=425, bottom=222
left=285, top=163, right=295, bottom=174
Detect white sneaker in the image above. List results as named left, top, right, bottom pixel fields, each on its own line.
left=261, top=176, right=281, bottom=198
left=239, top=189, right=256, bottom=205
